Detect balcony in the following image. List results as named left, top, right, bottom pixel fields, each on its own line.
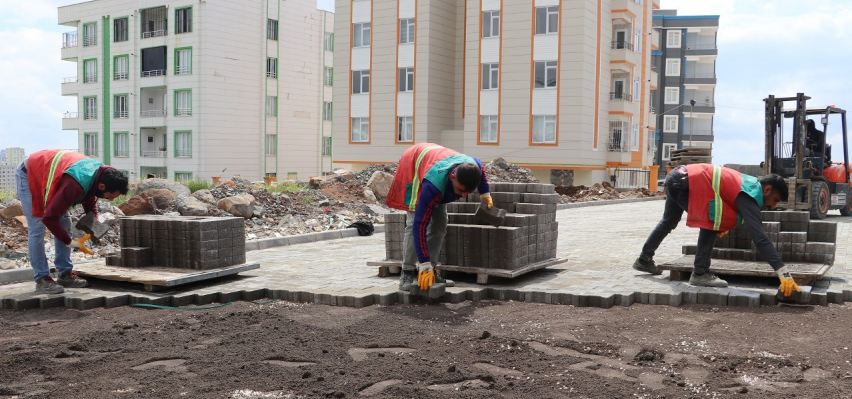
left=608, top=121, right=631, bottom=153
left=140, top=7, right=168, bottom=39
left=61, top=32, right=78, bottom=60
left=684, top=69, right=716, bottom=84
left=609, top=92, right=633, bottom=102
left=140, top=128, right=167, bottom=159
left=685, top=36, right=718, bottom=55
left=141, top=109, right=166, bottom=118
left=683, top=93, right=715, bottom=113
left=61, top=112, right=79, bottom=130
left=61, top=76, right=77, bottom=95
left=141, top=69, right=165, bottom=78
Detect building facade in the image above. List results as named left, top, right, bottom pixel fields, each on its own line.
left=59, top=1, right=334, bottom=182
left=0, top=148, right=26, bottom=192
left=0, top=148, right=26, bottom=166
left=651, top=10, right=718, bottom=177
left=333, top=0, right=659, bottom=185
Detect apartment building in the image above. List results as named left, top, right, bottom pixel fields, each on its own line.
left=0, top=147, right=26, bottom=192
left=0, top=148, right=26, bottom=166
left=333, top=0, right=658, bottom=185
left=651, top=10, right=719, bottom=177
left=59, top=1, right=334, bottom=182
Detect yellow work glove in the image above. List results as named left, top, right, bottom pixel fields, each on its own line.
left=69, top=234, right=94, bottom=256
left=417, top=262, right=435, bottom=291
left=777, top=266, right=801, bottom=298
left=480, top=193, right=494, bottom=209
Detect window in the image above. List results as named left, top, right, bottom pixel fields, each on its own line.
left=83, top=97, right=97, bottom=120
left=175, top=47, right=192, bottom=75
left=535, top=6, right=559, bottom=35
left=480, top=115, right=498, bottom=143
left=83, top=59, right=97, bottom=83
left=266, top=96, right=278, bottom=116
left=631, top=123, right=639, bottom=151
left=532, top=115, right=557, bottom=144
left=398, top=116, right=413, bottom=142
left=482, top=63, right=499, bottom=90
left=662, top=143, right=677, bottom=161
left=114, top=18, right=128, bottom=42
left=324, top=32, right=334, bottom=51
left=353, top=22, right=371, bottom=47
left=534, top=61, right=557, bottom=88
left=665, top=58, right=681, bottom=76
left=664, top=87, right=680, bottom=105
left=634, top=79, right=640, bottom=102
left=400, top=18, right=415, bottom=44
left=287, top=172, right=298, bottom=181
left=175, top=7, right=192, bottom=34
left=482, top=10, right=500, bottom=38
left=352, top=70, right=370, bottom=94
left=265, top=134, right=277, bottom=156
left=398, top=67, right=414, bottom=92
left=174, top=89, right=192, bottom=116
left=266, top=57, right=278, bottom=79
left=82, top=22, right=97, bottom=46
left=663, top=115, right=679, bottom=133
left=174, top=131, right=192, bottom=157
left=114, top=132, right=129, bottom=157
left=114, top=94, right=128, bottom=118
left=324, top=67, right=334, bottom=86
left=666, top=30, right=681, bottom=48
left=351, top=117, right=369, bottom=142
left=84, top=133, right=98, bottom=156
left=322, top=102, right=333, bottom=121
left=322, top=136, right=332, bottom=156
left=267, top=19, right=279, bottom=40
left=174, top=172, right=193, bottom=182
left=113, top=55, right=129, bottom=80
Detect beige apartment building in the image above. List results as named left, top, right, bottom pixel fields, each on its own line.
left=333, top=0, right=658, bottom=185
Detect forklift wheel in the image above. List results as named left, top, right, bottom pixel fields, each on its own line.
left=810, top=181, right=830, bottom=219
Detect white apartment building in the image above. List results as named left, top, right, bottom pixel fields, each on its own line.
left=59, top=0, right=334, bottom=182
left=0, top=147, right=26, bottom=166
left=0, top=147, right=25, bottom=192
left=333, top=0, right=658, bottom=185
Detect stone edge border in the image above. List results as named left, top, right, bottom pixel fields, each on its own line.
left=1, top=282, right=849, bottom=311
left=244, top=224, right=386, bottom=252
left=557, top=196, right=664, bottom=210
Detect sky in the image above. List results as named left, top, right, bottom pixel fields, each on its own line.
left=0, top=0, right=849, bottom=167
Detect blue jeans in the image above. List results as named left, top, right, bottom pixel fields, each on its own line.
left=15, top=163, right=73, bottom=282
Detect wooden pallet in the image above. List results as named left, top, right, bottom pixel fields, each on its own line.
left=659, top=255, right=831, bottom=285
left=75, top=261, right=260, bottom=292
left=367, top=258, right=567, bottom=285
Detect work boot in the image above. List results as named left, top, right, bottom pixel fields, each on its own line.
left=632, top=256, right=661, bottom=275
left=434, top=273, right=455, bottom=287
left=57, top=271, right=88, bottom=288
left=689, top=272, right=728, bottom=288
left=399, top=269, right=417, bottom=291
left=35, top=277, right=65, bottom=295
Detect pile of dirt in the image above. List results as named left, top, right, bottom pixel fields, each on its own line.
left=557, top=182, right=659, bottom=203
left=485, top=158, right=539, bottom=183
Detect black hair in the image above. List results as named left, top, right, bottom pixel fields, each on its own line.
left=455, top=163, right=482, bottom=192
left=760, top=174, right=788, bottom=201
left=100, top=167, right=129, bottom=195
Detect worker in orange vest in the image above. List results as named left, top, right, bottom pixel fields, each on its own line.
left=386, top=143, right=493, bottom=292
left=633, top=164, right=800, bottom=297
left=15, top=150, right=128, bottom=294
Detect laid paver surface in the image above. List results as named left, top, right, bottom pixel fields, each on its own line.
left=1, top=200, right=849, bottom=309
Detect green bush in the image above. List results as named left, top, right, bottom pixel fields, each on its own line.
left=186, top=179, right=212, bottom=193
left=267, top=181, right=305, bottom=194
left=0, top=191, right=15, bottom=202
left=111, top=195, right=128, bottom=207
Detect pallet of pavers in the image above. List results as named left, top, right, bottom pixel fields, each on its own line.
left=659, top=211, right=837, bottom=285
left=369, top=182, right=567, bottom=284
left=75, top=215, right=259, bottom=291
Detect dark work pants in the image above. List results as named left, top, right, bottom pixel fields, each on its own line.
left=640, top=166, right=716, bottom=275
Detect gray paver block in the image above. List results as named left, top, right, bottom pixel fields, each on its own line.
left=728, top=290, right=761, bottom=307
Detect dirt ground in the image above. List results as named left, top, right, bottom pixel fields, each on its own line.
left=1, top=301, right=851, bottom=399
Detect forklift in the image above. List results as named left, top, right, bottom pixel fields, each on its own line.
left=763, top=93, right=851, bottom=218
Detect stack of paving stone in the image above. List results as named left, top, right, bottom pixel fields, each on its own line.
left=683, top=211, right=837, bottom=264
left=383, top=182, right=559, bottom=270
left=108, top=215, right=247, bottom=270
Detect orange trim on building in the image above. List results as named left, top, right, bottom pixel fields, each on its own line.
left=518, top=163, right=608, bottom=171
left=610, top=8, right=636, bottom=18
left=592, top=0, right=602, bottom=149
left=333, top=159, right=396, bottom=165
left=610, top=59, right=636, bottom=67
left=630, top=0, right=650, bottom=167
left=462, top=0, right=467, bottom=119
left=609, top=111, right=634, bottom=117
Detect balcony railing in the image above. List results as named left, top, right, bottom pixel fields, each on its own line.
left=686, top=38, right=717, bottom=51
left=62, top=76, right=77, bottom=84
left=114, top=110, right=129, bottom=119
left=83, top=112, right=97, bottom=120
left=63, top=111, right=78, bottom=119
left=142, top=28, right=167, bottom=39
left=141, top=109, right=166, bottom=117
left=62, top=32, right=77, bottom=48
left=610, top=41, right=634, bottom=51
left=608, top=122, right=631, bottom=152
left=684, top=70, right=715, bottom=79
left=82, top=35, right=96, bottom=47
left=175, top=108, right=192, bottom=117
left=683, top=97, right=715, bottom=107
left=141, top=69, right=166, bottom=78
left=609, top=92, right=633, bottom=102
left=114, top=72, right=129, bottom=80
left=141, top=150, right=167, bottom=158
left=681, top=128, right=713, bottom=136
left=650, top=64, right=658, bottom=73
left=266, top=71, right=277, bottom=79
left=175, top=66, right=191, bottom=76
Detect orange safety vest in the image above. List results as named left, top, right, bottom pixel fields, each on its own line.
left=685, top=164, right=764, bottom=232
left=386, top=143, right=473, bottom=211
left=26, top=150, right=101, bottom=217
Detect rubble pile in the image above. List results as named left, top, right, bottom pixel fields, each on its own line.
left=485, top=158, right=539, bottom=183
left=557, top=182, right=659, bottom=203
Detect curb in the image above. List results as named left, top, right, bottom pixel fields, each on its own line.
left=557, top=196, right=664, bottom=210
left=245, top=224, right=386, bottom=252
left=0, top=268, right=31, bottom=285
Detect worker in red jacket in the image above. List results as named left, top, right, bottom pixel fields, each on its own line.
left=386, top=143, right=492, bottom=292
left=15, top=150, right=128, bottom=294
left=633, top=164, right=800, bottom=297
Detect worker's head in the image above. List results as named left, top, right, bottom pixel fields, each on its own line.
left=449, top=163, right=482, bottom=196
left=759, top=174, right=788, bottom=209
left=96, top=167, right=129, bottom=201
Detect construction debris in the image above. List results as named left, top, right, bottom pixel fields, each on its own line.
left=557, top=182, right=659, bottom=203
left=485, top=158, right=539, bottom=183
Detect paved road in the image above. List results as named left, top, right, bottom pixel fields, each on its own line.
left=1, top=201, right=849, bottom=309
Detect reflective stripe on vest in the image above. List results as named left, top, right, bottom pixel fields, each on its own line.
left=43, top=150, right=68, bottom=205
left=408, top=145, right=441, bottom=211
left=711, top=165, right=723, bottom=231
